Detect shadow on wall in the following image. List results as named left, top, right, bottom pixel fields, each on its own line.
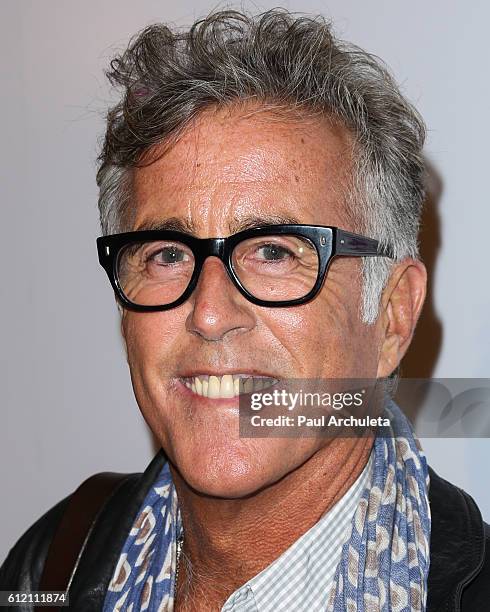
left=397, top=159, right=443, bottom=423
left=401, top=158, right=443, bottom=380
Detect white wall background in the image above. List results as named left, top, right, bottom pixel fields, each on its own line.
left=1, top=0, right=489, bottom=561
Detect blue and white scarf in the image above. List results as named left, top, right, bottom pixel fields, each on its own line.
left=103, top=400, right=431, bottom=611
left=326, top=400, right=431, bottom=611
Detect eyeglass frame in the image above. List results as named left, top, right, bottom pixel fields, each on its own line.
left=96, top=224, right=394, bottom=312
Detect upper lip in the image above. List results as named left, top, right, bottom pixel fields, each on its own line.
left=176, top=369, right=280, bottom=378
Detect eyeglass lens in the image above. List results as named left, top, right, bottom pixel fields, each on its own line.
left=116, top=234, right=320, bottom=306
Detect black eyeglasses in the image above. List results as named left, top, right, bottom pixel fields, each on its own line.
left=96, top=224, right=394, bottom=312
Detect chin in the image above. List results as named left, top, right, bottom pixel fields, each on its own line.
left=171, top=437, right=288, bottom=499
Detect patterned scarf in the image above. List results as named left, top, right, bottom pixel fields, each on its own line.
left=326, top=400, right=431, bottom=611
left=103, top=399, right=431, bottom=611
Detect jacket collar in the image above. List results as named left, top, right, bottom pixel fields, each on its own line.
left=426, top=466, right=486, bottom=611
left=69, top=449, right=168, bottom=610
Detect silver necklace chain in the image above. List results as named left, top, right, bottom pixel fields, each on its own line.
left=174, top=530, right=185, bottom=591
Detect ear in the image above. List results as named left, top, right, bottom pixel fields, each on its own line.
left=376, top=259, right=427, bottom=378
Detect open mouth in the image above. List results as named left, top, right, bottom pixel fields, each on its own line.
left=179, top=374, right=279, bottom=399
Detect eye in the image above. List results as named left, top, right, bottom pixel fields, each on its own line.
left=149, top=245, right=190, bottom=265
left=255, top=243, right=294, bottom=261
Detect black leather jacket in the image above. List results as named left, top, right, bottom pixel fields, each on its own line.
left=1, top=451, right=489, bottom=610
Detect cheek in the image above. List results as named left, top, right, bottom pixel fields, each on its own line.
left=263, top=266, right=378, bottom=377
left=121, top=310, right=188, bottom=431
left=122, top=310, right=185, bottom=366
left=121, top=311, right=193, bottom=455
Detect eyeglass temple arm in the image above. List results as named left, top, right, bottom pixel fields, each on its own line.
left=335, top=229, right=394, bottom=259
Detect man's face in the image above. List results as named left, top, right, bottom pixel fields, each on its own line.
left=121, top=108, right=384, bottom=497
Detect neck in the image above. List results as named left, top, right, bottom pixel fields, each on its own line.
left=170, top=435, right=373, bottom=606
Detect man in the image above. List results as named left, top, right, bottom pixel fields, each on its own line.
left=1, top=8, right=489, bottom=611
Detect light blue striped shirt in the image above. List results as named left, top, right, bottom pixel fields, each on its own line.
left=221, top=451, right=373, bottom=611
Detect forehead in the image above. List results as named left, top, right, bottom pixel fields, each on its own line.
left=131, top=107, right=355, bottom=233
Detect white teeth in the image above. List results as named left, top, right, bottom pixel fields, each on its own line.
left=220, top=374, right=235, bottom=398
left=208, top=375, right=220, bottom=398
left=182, top=374, right=278, bottom=399
left=253, top=378, right=264, bottom=392
left=243, top=378, right=254, bottom=393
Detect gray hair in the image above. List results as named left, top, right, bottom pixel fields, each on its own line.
left=96, top=8, right=426, bottom=323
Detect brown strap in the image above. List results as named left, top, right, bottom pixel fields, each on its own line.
left=37, top=472, right=130, bottom=611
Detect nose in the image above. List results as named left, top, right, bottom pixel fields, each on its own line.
left=186, top=256, right=256, bottom=341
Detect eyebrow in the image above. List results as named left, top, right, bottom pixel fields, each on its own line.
left=134, top=217, right=197, bottom=233
left=229, top=213, right=302, bottom=233
left=134, top=213, right=303, bottom=236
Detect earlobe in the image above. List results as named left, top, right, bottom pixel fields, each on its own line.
left=376, top=259, right=427, bottom=378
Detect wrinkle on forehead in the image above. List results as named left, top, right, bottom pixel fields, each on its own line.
left=220, top=150, right=278, bottom=183
left=131, top=105, right=356, bottom=234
